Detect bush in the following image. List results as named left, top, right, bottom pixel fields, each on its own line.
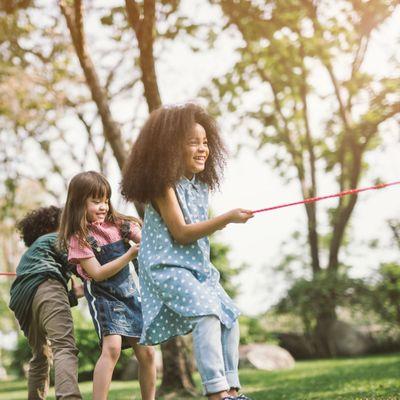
left=7, top=328, right=134, bottom=382
left=239, top=315, right=274, bottom=345
left=8, top=334, right=30, bottom=378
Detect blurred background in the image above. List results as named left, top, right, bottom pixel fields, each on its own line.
left=0, top=0, right=399, bottom=398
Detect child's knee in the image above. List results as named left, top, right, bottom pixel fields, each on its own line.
left=136, top=345, right=156, bottom=365
left=102, top=343, right=121, bottom=362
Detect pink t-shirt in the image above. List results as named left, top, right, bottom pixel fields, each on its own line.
left=68, top=221, right=141, bottom=279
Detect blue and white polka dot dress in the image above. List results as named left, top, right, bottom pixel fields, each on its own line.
left=138, top=176, right=240, bottom=345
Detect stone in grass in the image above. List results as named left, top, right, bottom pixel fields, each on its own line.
left=329, top=320, right=373, bottom=356
left=239, top=343, right=295, bottom=371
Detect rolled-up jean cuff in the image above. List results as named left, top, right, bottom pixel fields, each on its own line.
left=226, top=370, right=241, bottom=390
left=202, top=376, right=230, bottom=396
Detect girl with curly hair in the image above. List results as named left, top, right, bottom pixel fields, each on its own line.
left=59, top=171, right=156, bottom=400
left=121, top=102, right=254, bottom=400
left=9, top=206, right=82, bottom=400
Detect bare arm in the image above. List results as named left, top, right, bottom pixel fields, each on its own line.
left=79, top=243, right=139, bottom=282
left=154, top=187, right=253, bottom=245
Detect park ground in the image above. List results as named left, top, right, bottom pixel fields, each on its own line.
left=0, top=353, right=399, bottom=400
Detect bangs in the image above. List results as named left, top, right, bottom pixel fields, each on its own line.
left=88, top=174, right=112, bottom=200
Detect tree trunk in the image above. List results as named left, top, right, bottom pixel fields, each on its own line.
left=158, top=337, right=197, bottom=397
left=314, top=303, right=337, bottom=357
left=62, top=1, right=196, bottom=393
left=60, top=0, right=144, bottom=216
left=124, top=1, right=196, bottom=394
left=125, top=0, right=162, bottom=112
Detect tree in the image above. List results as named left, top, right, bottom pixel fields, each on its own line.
left=205, top=0, right=400, bottom=356
left=1, top=0, right=200, bottom=394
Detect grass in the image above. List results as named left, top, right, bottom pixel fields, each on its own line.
left=0, top=353, right=399, bottom=399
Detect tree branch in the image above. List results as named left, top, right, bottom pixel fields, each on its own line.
left=125, top=0, right=161, bottom=112
left=60, top=0, right=127, bottom=169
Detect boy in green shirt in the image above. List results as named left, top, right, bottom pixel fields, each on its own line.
left=9, top=206, right=82, bottom=400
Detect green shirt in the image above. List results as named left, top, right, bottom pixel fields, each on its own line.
left=9, top=232, right=76, bottom=336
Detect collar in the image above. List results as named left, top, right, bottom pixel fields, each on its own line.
left=178, top=175, right=198, bottom=190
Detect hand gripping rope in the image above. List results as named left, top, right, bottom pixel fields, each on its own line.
left=1, top=180, right=399, bottom=277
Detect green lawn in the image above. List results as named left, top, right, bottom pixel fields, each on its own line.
left=1, top=353, right=399, bottom=399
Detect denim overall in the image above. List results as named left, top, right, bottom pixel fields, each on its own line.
left=84, top=223, right=143, bottom=349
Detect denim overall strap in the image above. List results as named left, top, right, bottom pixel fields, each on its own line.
left=83, top=230, right=143, bottom=347
left=120, top=220, right=139, bottom=274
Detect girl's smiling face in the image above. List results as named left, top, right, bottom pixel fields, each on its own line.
left=183, top=123, right=209, bottom=179
left=86, top=197, right=109, bottom=224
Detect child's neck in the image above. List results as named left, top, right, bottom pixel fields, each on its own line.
left=184, top=173, right=195, bottom=180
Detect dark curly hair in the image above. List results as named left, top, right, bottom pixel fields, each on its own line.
left=17, top=206, right=62, bottom=247
left=121, top=102, right=227, bottom=203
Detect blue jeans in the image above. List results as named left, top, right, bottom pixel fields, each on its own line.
left=192, top=316, right=240, bottom=395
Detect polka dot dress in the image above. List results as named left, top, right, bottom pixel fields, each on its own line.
left=138, top=176, right=240, bottom=345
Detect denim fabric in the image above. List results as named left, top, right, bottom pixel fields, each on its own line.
left=84, top=238, right=143, bottom=349
left=192, top=316, right=241, bottom=395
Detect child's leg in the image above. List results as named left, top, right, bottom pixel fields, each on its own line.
left=192, top=316, right=231, bottom=399
left=92, top=335, right=122, bottom=400
left=39, top=279, right=81, bottom=399
left=27, top=328, right=50, bottom=400
left=28, top=278, right=81, bottom=400
left=221, top=320, right=240, bottom=396
left=129, top=338, right=157, bottom=400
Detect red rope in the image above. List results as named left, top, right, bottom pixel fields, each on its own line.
left=0, top=272, right=17, bottom=276
left=0, top=181, right=399, bottom=276
left=253, top=180, right=400, bottom=214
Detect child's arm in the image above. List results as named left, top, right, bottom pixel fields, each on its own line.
left=78, top=243, right=139, bottom=282
left=155, top=187, right=253, bottom=245
left=129, top=222, right=142, bottom=243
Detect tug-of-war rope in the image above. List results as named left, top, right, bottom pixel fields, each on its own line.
left=1, top=180, right=399, bottom=278
left=252, top=180, right=400, bottom=214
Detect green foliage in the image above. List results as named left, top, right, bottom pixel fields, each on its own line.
left=74, top=328, right=100, bottom=377
left=238, top=315, right=274, bottom=345
left=74, top=327, right=133, bottom=380
left=8, top=334, right=30, bottom=377
left=204, top=0, right=399, bottom=354
left=275, top=269, right=368, bottom=334
left=210, top=236, right=244, bottom=299
left=7, top=326, right=131, bottom=381
left=368, top=262, right=400, bottom=326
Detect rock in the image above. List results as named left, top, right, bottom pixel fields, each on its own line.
left=239, top=343, right=295, bottom=371
left=329, top=320, right=373, bottom=356
left=278, top=333, right=316, bottom=359
left=0, top=365, right=6, bottom=381
left=279, top=321, right=374, bottom=358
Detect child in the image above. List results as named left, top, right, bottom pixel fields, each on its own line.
left=58, top=171, right=156, bottom=400
left=9, top=206, right=82, bottom=400
left=121, top=103, right=254, bottom=400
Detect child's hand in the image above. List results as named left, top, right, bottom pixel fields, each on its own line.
left=71, top=277, right=85, bottom=299
left=127, top=243, right=140, bottom=260
left=227, top=208, right=254, bottom=224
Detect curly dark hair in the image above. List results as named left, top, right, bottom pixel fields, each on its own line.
left=17, top=206, right=62, bottom=247
left=121, top=102, right=227, bottom=203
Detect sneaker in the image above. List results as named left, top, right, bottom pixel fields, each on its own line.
left=236, top=395, right=253, bottom=400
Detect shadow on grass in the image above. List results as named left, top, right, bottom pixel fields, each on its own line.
left=0, top=380, right=26, bottom=393
left=1, top=354, right=399, bottom=400
left=240, top=356, right=400, bottom=400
